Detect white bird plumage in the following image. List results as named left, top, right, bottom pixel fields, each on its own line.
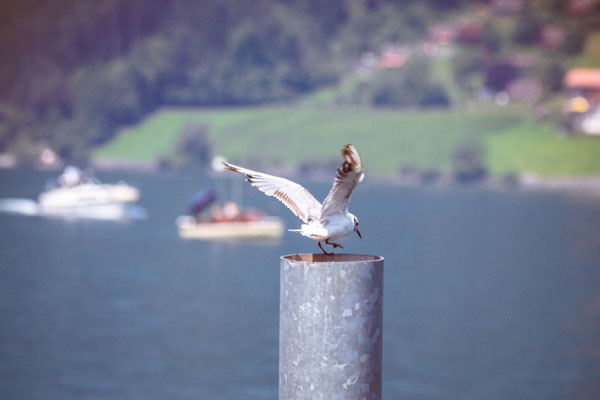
left=223, top=144, right=364, bottom=254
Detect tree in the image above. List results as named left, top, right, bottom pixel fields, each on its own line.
left=452, top=142, right=488, bottom=183
left=480, top=21, right=503, bottom=53
left=513, top=6, right=541, bottom=45
left=368, top=57, right=451, bottom=108
left=176, top=123, right=212, bottom=169
left=418, top=83, right=451, bottom=108
left=484, top=62, right=518, bottom=93
left=540, top=62, right=564, bottom=94
left=452, top=47, right=484, bottom=92
left=560, top=29, right=587, bottom=55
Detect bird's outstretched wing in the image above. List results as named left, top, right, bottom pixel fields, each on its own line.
left=223, top=162, right=321, bottom=223
left=320, top=144, right=364, bottom=221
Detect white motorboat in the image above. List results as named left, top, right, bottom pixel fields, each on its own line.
left=0, top=196, right=146, bottom=221
left=38, top=182, right=139, bottom=209
left=32, top=166, right=144, bottom=221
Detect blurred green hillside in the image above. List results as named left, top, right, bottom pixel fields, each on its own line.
left=93, top=105, right=600, bottom=177
left=2, top=0, right=600, bottom=175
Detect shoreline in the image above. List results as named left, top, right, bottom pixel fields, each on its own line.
left=517, top=174, right=600, bottom=195
left=4, top=158, right=600, bottom=196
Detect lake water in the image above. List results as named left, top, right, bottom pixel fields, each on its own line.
left=1, top=168, right=599, bottom=399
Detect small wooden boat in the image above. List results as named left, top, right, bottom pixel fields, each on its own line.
left=176, top=215, right=285, bottom=240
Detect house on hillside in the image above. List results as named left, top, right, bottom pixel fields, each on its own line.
left=564, top=68, right=600, bottom=135
left=492, top=0, right=525, bottom=14
left=429, top=24, right=455, bottom=46
left=378, top=46, right=410, bottom=69
left=568, top=0, right=597, bottom=14
left=539, top=25, right=566, bottom=50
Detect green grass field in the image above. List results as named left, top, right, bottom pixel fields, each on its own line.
left=486, top=118, right=600, bottom=176
left=93, top=105, right=600, bottom=177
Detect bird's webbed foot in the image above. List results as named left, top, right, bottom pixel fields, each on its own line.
left=325, top=239, right=344, bottom=249
left=318, top=241, right=334, bottom=255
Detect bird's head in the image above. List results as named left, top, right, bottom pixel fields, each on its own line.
left=351, top=214, right=362, bottom=239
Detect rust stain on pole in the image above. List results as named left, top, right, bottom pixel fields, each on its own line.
left=279, top=254, right=384, bottom=400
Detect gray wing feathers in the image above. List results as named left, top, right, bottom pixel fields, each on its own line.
left=320, top=144, right=364, bottom=220
left=222, top=162, right=321, bottom=223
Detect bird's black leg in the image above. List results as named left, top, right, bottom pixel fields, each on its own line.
left=325, top=239, right=344, bottom=249
left=318, top=241, right=333, bottom=255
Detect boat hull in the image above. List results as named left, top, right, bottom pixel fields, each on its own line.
left=38, top=183, right=139, bottom=209
left=40, top=203, right=147, bottom=221
left=176, top=216, right=285, bottom=240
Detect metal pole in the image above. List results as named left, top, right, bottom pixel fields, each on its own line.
left=279, top=254, right=384, bottom=400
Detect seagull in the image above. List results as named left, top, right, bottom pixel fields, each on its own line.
left=223, top=144, right=364, bottom=255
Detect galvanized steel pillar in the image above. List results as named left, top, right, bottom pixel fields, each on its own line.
left=279, top=254, right=384, bottom=400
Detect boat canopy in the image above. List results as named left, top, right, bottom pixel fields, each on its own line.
left=189, top=189, right=216, bottom=216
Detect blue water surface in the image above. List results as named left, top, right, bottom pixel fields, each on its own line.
left=0, top=168, right=599, bottom=399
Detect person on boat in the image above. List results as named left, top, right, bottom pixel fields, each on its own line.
left=209, top=204, right=225, bottom=222
left=58, top=165, right=86, bottom=187
left=208, top=201, right=262, bottom=223
left=190, top=192, right=260, bottom=223
left=222, top=201, right=240, bottom=221
left=208, top=202, right=239, bottom=222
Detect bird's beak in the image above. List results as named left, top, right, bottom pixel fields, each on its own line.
left=355, top=227, right=362, bottom=239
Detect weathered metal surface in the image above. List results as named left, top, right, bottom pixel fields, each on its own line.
left=279, top=254, right=384, bottom=400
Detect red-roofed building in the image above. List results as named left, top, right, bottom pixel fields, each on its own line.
left=378, top=47, right=409, bottom=69
left=565, top=68, right=600, bottom=93
left=564, top=68, right=600, bottom=134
